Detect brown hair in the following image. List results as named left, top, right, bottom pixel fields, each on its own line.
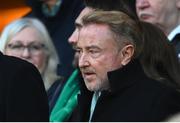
left=82, top=10, right=143, bottom=58
left=140, top=21, right=180, bottom=88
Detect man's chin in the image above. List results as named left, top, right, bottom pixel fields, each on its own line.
left=85, top=82, right=97, bottom=92
left=87, top=86, right=98, bottom=92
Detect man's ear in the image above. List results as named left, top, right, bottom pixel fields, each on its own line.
left=176, top=0, right=180, bottom=9
left=120, top=44, right=134, bottom=66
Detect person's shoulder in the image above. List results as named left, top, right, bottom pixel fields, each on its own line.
left=137, top=75, right=180, bottom=99
left=0, top=53, right=41, bottom=80
left=0, top=53, right=37, bottom=71
left=147, top=77, right=178, bottom=90
left=145, top=77, right=180, bottom=101
left=149, top=79, right=180, bottom=118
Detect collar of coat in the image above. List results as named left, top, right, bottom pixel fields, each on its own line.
left=79, top=59, right=147, bottom=95
left=107, top=59, right=146, bottom=94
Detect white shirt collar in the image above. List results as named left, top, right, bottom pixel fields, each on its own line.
left=168, top=25, right=180, bottom=41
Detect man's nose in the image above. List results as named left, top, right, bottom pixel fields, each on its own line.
left=68, top=29, right=79, bottom=46
left=79, top=53, right=90, bottom=68
left=136, top=0, right=149, bottom=10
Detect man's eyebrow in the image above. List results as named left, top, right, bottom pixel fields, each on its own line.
left=75, top=23, right=82, bottom=28
left=86, top=45, right=101, bottom=50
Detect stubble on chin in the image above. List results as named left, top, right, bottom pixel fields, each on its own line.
left=84, top=77, right=109, bottom=92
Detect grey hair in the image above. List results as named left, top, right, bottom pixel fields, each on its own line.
left=0, top=17, right=61, bottom=90
left=82, top=10, right=143, bottom=59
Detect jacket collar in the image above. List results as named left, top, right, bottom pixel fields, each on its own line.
left=107, top=59, right=146, bottom=93
left=79, top=59, right=147, bottom=94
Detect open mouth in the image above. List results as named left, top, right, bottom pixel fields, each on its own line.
left=140, top=14, right=151, bottom=20
left=82, top=71, right=96, bottom=80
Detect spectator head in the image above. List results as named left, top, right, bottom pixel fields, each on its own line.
left=68, top=0, right=138, bottom=66
left=77, top=10, right=142, bottom=91
left=68, top=7, right=94, bottom=49
left=39, top=0, right=58, bottom=9
left=0, top=18, right=60, bottom=90
left=69, top=0, right=137, bottom=47
left=136, top=0, right=180, bottom=35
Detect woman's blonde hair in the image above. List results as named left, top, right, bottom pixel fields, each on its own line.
left=0, top=17, right=61, bottom=90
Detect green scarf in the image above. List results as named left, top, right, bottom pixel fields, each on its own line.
left=50, top=69, right=80, bottom=121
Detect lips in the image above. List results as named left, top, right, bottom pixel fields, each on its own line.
left=140, top=14, right=150, bottom=20
left=138, top=12, right=152, bottom=20
left=81, top=70, right=96, bottom=80
left=83, top=72, right=95, bottom=77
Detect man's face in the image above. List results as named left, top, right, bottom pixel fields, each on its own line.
left=136, top=0, right=177, bottom=31
left=77, top=24, right=124, bottom=91
left=68, top=7, right=94, bottom=67
left=68, top=7, right=94, bottom=49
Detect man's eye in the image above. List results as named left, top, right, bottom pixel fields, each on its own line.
left=89, top=50, right=101, bottom=58
left=90, top=50, right=97, bottom=53
left=75, top=49, right=81, bottom=53
left=89, top=50, right=100, bottom=54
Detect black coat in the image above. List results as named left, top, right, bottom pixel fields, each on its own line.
left=0, top=52, right=49, bottom=121
left=171, top=33, right=180, bottom=61
left=77, top=60, right=180, bottom=122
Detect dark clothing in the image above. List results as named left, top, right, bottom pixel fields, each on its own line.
left=172, top=33, right=180, bottom=61
left=26, top=0, right=85, bottom=80
left=77, top=59, right=180, bottom=122
left=48, top=79, right=65, bottom=112
left=0, top=52, right=49, bottom=121
left=47, top=79, right=63, bottom=106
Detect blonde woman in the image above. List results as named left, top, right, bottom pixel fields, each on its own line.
left=0, top=17, right=62, bottom=103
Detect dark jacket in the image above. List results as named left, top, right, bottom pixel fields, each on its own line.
left=26, top=0, right=85, bottom=80
left=171, top=33, right=180, bottom=61
left=77, top=59, right=180, bottom=122
left=0, top=52, right=49, bottom=121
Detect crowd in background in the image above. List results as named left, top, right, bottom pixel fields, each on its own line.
left=0, top=0, right=180, bottom=122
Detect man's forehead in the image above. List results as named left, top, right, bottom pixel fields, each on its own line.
left=78, top=24, right=113, bottom=46
left=80, top=24, right=110, bottom=36
left=75, top=7, right=94, bottom=26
